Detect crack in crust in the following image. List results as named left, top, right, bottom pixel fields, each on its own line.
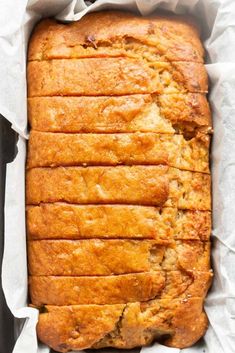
left=28, top=12, right=204, bottom=63
left=36, top=298, right=208, bottom=352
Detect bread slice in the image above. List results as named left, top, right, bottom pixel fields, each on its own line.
left=28, top=239, right=210, bottom=276
left=36, top=298, right=208, bottom=351
left=27, top=131, right=210, bottom=173
left=27, top=59, right=208, bottom=97
left=27, top=204, right=211, bottom=241
left=28, top=94, right=211, bottom=135
left=29, top=271, right=212, bottom=306
left=29, top=272, right=166, bottom=306
left=28, top=12, right=204, bottom=63
left=26, top=165, right=168, bottom=206
left=26, top=166, right=211, bottom=210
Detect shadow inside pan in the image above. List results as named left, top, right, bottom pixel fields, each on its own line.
left=0, top=117, right=18, bottom=353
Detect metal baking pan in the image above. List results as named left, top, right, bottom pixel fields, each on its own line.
left=0, top=116, right=17, bottom=353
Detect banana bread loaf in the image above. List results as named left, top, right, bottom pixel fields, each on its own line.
left=27, top=10, right=212, bottom=352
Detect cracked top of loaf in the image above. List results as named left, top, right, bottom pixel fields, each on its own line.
left=28, top=11, right=204, bottom=62
left=36, top=298, right=208, bottom=352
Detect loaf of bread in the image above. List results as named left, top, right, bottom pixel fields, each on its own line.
left=27, top=10, right=212, bottom=352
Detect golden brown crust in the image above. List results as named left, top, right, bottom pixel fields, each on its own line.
left=27, top=131, right=210, bottom=173
left=28, top=239, right=156, bottom=275
left=163, top=298, right=208, bottom=348
left=28, top=13, right=204, bottom=62
left=29, top=271, right=212, bottom=306
left=29, top=272, right=166, bottom=306
left=27, top=204, right=211, bottom=241
left=28, top=94, right=212, bottom=135
left=28, top=239, right=210, bottom=276
left=26, top=166, right=169, bottom=206
left=27, top=59, right=208, bottom=97
left=36, top=298, right=208, bottom=351
left=26, top=166, right=211, bottom=210
left=37, top=303, right=126, bottom=352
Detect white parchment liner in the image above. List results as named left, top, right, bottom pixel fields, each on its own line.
left=1, top=0, right=235, bottom=352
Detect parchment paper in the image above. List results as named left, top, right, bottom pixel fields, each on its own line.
left=1, top=0, right=235, bottom=352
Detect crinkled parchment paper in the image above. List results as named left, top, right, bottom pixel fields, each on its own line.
left=1, top=0, right=235, bottom=352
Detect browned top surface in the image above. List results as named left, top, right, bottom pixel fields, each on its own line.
left=28, top=12, right=204, bottom=62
